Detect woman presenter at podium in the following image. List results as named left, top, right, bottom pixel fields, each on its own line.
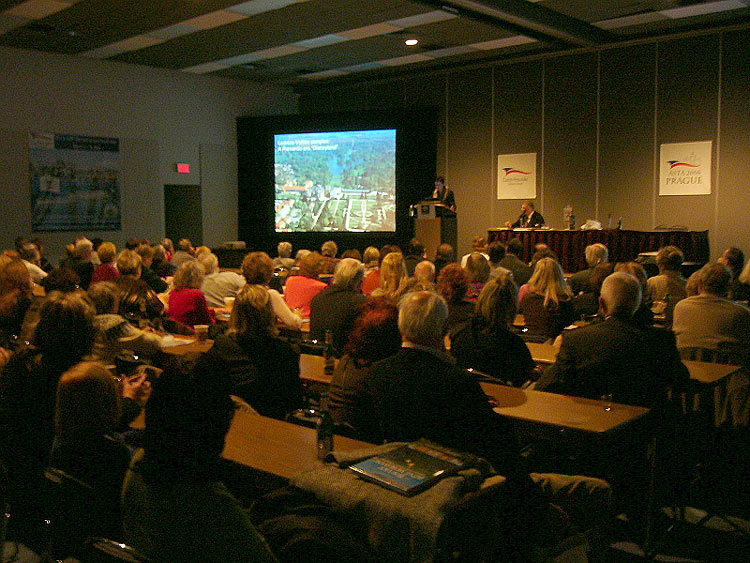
left=432, top=176, right=456, bottom=212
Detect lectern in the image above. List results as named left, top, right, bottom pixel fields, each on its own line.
left=413, top=201, right=457, bottom=260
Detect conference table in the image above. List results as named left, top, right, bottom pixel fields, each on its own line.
left=487, top=228, right=709, bottom=273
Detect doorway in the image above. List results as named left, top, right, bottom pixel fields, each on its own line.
left=164, top=184, right=202, bottom=246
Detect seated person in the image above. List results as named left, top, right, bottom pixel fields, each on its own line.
left=507, top=200, right=545, bottom=228
left=733, top=259, right=750, bottom=303
left=360, top=246, right=381, bottom=296
left=433, top=243, right=455, bottom=277
left=49, top=362, right=133, bottom=548
left=569, top=243, right=608, bottom=296
left=717, top=246, right=744, bottom=299
left=519, top=258, right=574, bottom=342
left=91, top=242, right=120, bottom=284
left=538, top=272, right=689, bottom=410
left=647, top=245, right=687, bottom=305
left=459, top=236, right=489, bottom=268
left=121, top=361, right=277, bottom=563
left=168, top=261, right=216, bottom=330
left=199, top=252, right=245, bottom=308
left=413, top=260, right=435, bottom=284
left=115, top=250, right=165, bottom=324
left=0, top=257, right=34, bottom=350
left=135, top=245, right=169, bottom=294
left=487, top=241, right=512, bottom=280
left=284, top=252, right=327, bottom=318
left=151, top=244, right=177, bottom=279
left=328, top=298, right=402, bottom=433
left=204, top=285, right=302, bottom=419
left=88, top=282, right=163, bottom=363
left=572, top=262, right=614, bottom=318
left=272, top=241, right=295, bottom=271
left=614, top=262, right=654, bottom=328
left=319, top=240, right=339, bottom=276
left=437, top=263, right=474, bottom=336
left=451, top=274, right=535, bottom=387
left=310, top=258, right=367, bottom=356
left=370, top=252, right=408, bottom=302
left=404, top=238, right=426, bottom=277
left=61, top=237, right=96, bottom=290
left=464, top=252, right=490, bottom=300
left=499, top=238, right=533, bottom=286
left=242, top=251, right=301, bottom=329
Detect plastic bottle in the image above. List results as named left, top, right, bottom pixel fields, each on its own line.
left=324, top=330, right=335, bottom=376
left=317, top=392, right=334, bottom=460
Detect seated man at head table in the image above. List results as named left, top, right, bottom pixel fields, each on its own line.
left=506, top=200, right=545, bottom=229
left=537, top=271, right=690, bottom=410
left=357, top=291, right=613, bottom=540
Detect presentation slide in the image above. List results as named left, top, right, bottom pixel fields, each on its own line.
left=274, top=129, right=396, bottom=232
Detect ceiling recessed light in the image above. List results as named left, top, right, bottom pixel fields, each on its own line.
left=405, top=38, right=418, bottom=46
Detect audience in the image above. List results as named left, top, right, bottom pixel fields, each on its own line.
left=19, top=242, right=47, bottom=284
left=242, top=251, right=301, bottom=329
left=205, top=284, right=302, bottom=419
left=370, top=251, right=407, bottom=302
left=273, top=241, right=295, bottom=270
left=0, top=258, right=34, bottom=351
left=91, top=241, right=120, bottom=284
left=170, top=238, right=195, bottom=268
left=437, top=263, right=474, bottom=335
left=460, top=236, right=489, bottom=268
left=519, top=258, right=574, bottom=342
left=569, top=243, right=608, bottom=295
left=614, top=262, right=654, bottom=328
left=360, top=246, right=381, bottom=295
left=135, top=244, right=168, bottom=293
left=199, top=252, right=245, bottom=308
left=62, top=237, right=96, bottom=290
left=487, top=241, right=512, bottom=280
left=734, top=259, right=750, bottom=303
left=151, top=244, right=177, bottom=278
left=310, top=258, right=367, bottom=355
left=498, top=238, right=532, bottom=285
left=404, top=238, right=426, bottom=277
left=413, top=260, right=435, bottom=284
left=121, top=363, right=278, bottom=562
left=464, top=251, right=491, bottom=300
left=433, top=243, right=454, bottom=277
left=116, top=250, right=165, bottom=324
left=320, top=240, right=339, bottom=276
left=169, top=260, right=215, bottom=329
left=451, top=274, right=535, bottom=387
left=284, top=251, right=327, bottom=318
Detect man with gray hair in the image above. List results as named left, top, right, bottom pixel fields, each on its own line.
left=413, top=260, right=435, bottom=284
left=199, top=252, right=246, bottom=309
left=170, top=238, right=195, bottom=268
left=309, top=258, right=366, bottom=355
left=569, top=243, right=609, bottom=295
left=539, top=272, right=689, bottom=409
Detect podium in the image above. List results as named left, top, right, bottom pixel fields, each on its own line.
left=413, top=201, right=457, bottom=260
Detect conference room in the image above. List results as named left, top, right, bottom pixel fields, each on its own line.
left=1, top=1, right=749, bottom=562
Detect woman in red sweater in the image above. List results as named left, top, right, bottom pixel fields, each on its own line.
left=168, top=260, right=215, bottom=330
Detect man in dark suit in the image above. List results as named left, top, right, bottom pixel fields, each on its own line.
left=509, top=200, right=544, bottom=228
left=538, top=271, right=689, bottom=409
left=431, top=176, right=456, bottom=211
left=498, top=238, right=533, bottom=286
left=309, top=258, right=367, bottom=356
left=404, top=238, right=427, bottom=277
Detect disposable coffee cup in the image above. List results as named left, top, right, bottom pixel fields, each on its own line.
left=194, top=324, right=209, bottom=341
left=224, top=297, right=235, bottom=311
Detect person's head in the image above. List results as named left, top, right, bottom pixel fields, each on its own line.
left=74, top=237, right=93, bottom=260
left=277, top=241, right=293, bottom=259
left=116, top=249, right=142, bottom=278
left=434, top=176, right=446, bottom=191
left=97, top=242, right=117, bottom=265
left=161, top=238, right=174, bottom=254
left=614, top=262, right=648, bottom=294
left=14, top=236, right=28, bottom=253
left=739, top=259, right=750, bottom=285
left=152, top=244, right=168, bottom=263
left=589, top=263, right=615, bottom=294
left=530, top=248, right=557, bottom=269
left=398, top=291, right=449, bottom=347
left=363, top=246, right=380, bottom=268
left=685, top=269, right=702, bottom=297
left=229, top=284, right=276, bottom=339
left=125, top=238, right=140, bottom=251
left=600, top=272, right=642, bottom=318
left=173, top=260, right=205, bottom=290
left=241, top=251, right=273, bottom=285
left=345, top=298, right=401, bottom=364
left=142, top=360, right=234, bottom=477
left=718, top=247, right=744, bottom=278
left=194, top=246, right=211, bottom=259
left=435, top=243, right=454, bottom=262
left=414, top=260, right=435, bottom=283
left=465, top=252, right=490, bottom=283
left=488, top=241, right=506, bottom=264
left=87, top=281, right=120, bottom=314
left=321, top=240, right=338, bottom=258
left=697, top=262, right=732, bottom=297
left=333, top=258, right=364, bottom=290
left=656, top=245, right=684, bottom=273
left=198, top=253, right=219, bottom=276
left=41, top=267, right=81, bottom=293
left=341, top=248, right=362, bottom=261
left=521, top=200, right=535, bottom=215
left=135, top=244, right=155, bottom=267
left=585, top=243, right=609, bottom=268
left=295, top=249, right=311, bottom=264
left=437, top=263, right=469, bottom=304
left=476, top=273, right=518, bottom=330
left=298, top=251, right=323, bottom=279
left=55, top=362, right=119, bottom=443
left=471, top=236, right=487, bottom=253
left=19, top=243, right=40, bottom=265
left=379, top=252, right=407, bottom=296
left=177, top=238, right=193, bottom=254
left=528, top=257, right=570, bottom=307
left=33, top=290, right=96, bottom=365
left=408, top=238, right=425, bottom=257
left=0, top=258, right=32, bottom=296
left=506, top=238, right=523, bottom=256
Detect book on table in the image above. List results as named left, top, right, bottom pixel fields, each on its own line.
left=348, top=440, right=472, bottom=496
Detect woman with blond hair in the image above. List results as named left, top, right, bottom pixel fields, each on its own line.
left=371, top=251, right=407, bottom=302
left=168, top=260, right=215, bottom=329
left=0, top=257, right=34, bottom=351
left=205, top=284, right=301, bottom=419
left=519, top=257, right=574, bottom=341
left=91, top=241, right=120, bottom=284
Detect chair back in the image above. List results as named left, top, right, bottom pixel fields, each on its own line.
left=83, top=537, right=150, bottom=562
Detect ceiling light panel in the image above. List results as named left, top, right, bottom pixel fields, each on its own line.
left=595, top=12, right=667, bottom=30
left=338, top=22, right=402, bottom=40
left=84, top=35, right=165, bottom=58
left=293, top=34, right=349, bottom=49
left=659, top=0, right=746, bottom=19
left=227, top=0, right=307, bottom=16
left=5, top=0, right=75, bottom=19
left=147, top=23, right=200, bottom=41
left=379, top=53, right=433, bottom=66
left=182, top=60, right=232, bottom=74
left=472, top=35, right=536, bottom=50
left=387, top=10, right=458, bottom=28
left=182, top=10, right=248, bottom=30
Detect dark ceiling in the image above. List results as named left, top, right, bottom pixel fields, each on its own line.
left=1, top=0, right=748, bottom=89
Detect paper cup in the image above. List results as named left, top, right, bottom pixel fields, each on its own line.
left=224, top=297, right=235, bottom=311
left=194, top=324, right=209, bottom=341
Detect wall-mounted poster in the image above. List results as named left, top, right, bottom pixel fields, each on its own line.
left=497, top=152, right=536, bottom=200
left=29, top=132, right=122, bottom=231
left=659, top=140, right=712, bottom=196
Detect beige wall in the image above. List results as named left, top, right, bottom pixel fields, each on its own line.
left=300, top=28, right=750, bottom=265
left=0, top=46, right=297, bottom=261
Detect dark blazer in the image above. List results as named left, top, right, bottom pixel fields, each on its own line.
left=309, top=284, right=367, bottom=355
left=511, top=210, right=545, bottom=228
left=498, top=255, right=533, bottom=286
left=538, top=315, right=689, bottom=409
left=432, top=187, right=456, bottom=210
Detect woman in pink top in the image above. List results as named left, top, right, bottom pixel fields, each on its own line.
left=284, top=252, right=327, bottom=318
left=168, top=261, right=215, bottom=329
left=91, top=242, right=120, bottom=284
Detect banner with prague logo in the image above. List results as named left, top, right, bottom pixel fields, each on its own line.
left=497, top=152, right=536, bottom=200
left=659, top=141, right=712, bottom=196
